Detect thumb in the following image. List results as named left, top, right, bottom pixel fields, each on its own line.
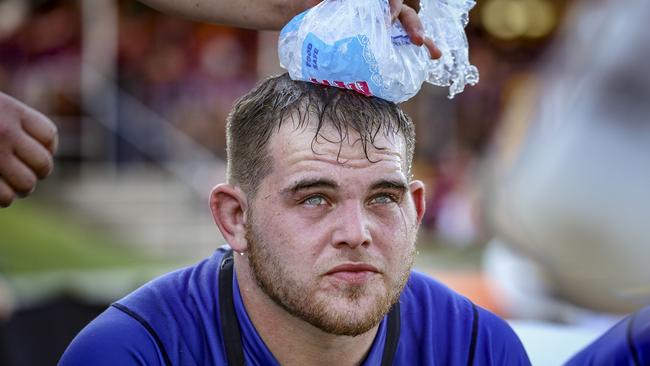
left=389, top=0, right=404, bottom=22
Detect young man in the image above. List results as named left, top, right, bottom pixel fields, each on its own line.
left=60, top=74, right=529, bottom=365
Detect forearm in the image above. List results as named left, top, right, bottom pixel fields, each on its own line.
left=137, top=0, right=312, bottom=30
left=135, top=0, right=440, bottom=58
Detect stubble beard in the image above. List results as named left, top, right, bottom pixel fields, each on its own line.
left=244, top=219, right=416, bottom=337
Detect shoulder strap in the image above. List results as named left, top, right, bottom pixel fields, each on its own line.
left=467, top=302, right=479, bottom=366
left=381, top=302, right=401, bottom=366
left=219, top=250, right=246, bottom=366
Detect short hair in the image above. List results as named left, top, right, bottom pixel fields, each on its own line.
left=226, top=74, right=416, bottom=196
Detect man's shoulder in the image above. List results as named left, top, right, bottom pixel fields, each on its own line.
left=401, top=270, right=473, bottom=311
left=400, top=270, right=477, bottom=335
left=118, top=247, right=227, bottom=312
left=397, top=270, right=530, bottom=365
left=112, top=248, right=229, bottom=346
left=566, top=306, right=650, bottom=365
left=60, top=304, right=167, bottom=365
left=61, top=248, right=231, bottom=365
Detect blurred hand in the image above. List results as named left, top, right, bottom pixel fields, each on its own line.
left=293, top=0, right=442, bottom=59
left=0, top=92, right=57, bottom=207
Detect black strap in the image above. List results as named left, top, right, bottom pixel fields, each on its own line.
left=218, top=249, right=401, bottom=366
left=467, top=302, right=479, bottom=366
left=381, top=303, right=401, bottom=366
left=219, top=250, right=246, bottom=366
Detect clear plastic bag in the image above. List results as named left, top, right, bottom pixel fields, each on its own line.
left=279, top=0, right=479, bottom=103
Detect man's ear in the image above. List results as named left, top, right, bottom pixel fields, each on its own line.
left=409, top=180, right=426, bottom=225
left=210, top=184, right=249, bottom=253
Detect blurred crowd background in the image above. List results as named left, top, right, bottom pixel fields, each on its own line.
left=1, top=0, right=648, bottom=364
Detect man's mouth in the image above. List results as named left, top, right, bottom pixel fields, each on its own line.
left=325, top=263, right=380, bottom=285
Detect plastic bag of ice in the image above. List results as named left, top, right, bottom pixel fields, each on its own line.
left=278, top=0, right=479, bottom=102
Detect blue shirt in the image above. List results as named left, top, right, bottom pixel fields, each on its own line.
left=60, top=248, right=530, bottom=365
left=566, top=306, right=650, bottom=366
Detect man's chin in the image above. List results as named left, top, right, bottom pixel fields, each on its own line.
left=307, top=311, right=383, bottom=337
left=304, top=293, right=394, bottom=336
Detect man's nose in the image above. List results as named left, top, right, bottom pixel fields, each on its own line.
left=331, top=201, right=371, bottom=249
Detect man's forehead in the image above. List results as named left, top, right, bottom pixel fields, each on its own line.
left=271, top=117, right=406, bottom=159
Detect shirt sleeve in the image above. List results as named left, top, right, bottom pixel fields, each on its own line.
left=565, top=306, right=650, bottom=366
left=59, top=305, right=166, bottom=366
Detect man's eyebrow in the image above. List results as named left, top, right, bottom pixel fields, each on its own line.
left=369, top=179, right=408, bottom=192
left=282, top=178, right=339, bottom=195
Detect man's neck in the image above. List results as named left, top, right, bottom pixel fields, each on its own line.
left=233, top=256, right=379, bottom=366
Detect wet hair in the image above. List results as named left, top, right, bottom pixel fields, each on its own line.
left=226, top=73, right=415, bottom=196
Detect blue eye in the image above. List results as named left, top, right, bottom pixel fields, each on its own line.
left=370, top=194, right=397, bottom=205
left=303, top=195, right=327, bottom=206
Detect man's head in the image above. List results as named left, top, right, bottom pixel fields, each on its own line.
left=211, top=74, right=425, bottom=336
left=225, top=73, right=416, bottom=197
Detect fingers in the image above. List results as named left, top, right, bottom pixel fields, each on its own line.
left=14, top=133, right=54, bottom=179
left=399, top=4, right=424, bottom=46
left=20, top=106, right=58, bottom=154
left=0, top=157, right=37, bottom=198
left=0, top=92, right=58, bottom=208
left=423, top=37, right=442, bottom=59
left=393, top=2, right=442, bottom=60
left=389, top=0, right=404, bottom=22
left=0, top=179, right=14, bottom=207
left=390, top=0, right=422, bottom=21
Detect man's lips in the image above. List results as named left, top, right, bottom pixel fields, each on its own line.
left=325, top=263, right=380, bottom=284
left=326, top=263, right=380, bottom=275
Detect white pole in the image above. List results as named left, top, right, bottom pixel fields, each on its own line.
left=80, top=0, right=118, bottom=177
